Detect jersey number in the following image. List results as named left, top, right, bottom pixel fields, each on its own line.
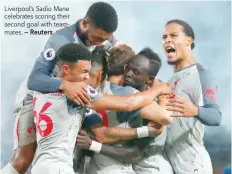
left=33, top=97, right=53, bottom=137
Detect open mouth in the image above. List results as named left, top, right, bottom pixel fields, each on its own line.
left=166, top=46, right=176, bottom=58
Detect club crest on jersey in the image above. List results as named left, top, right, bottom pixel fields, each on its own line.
left=85, top=108, right=95, bottom=116
left=43, top=48, right=55, bottom=61
left=87, top=86, right=98, bottom=98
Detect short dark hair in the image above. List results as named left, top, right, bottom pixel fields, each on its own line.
left=86, top=2, right=118, bottom=32
left=57, top=43, right=92, bottom=66
left=138, top=47, right=161, bottom=77
left=107, top=44, right=135, bottom=77
left=91, top=46, right=108, bottom=80
left=166, top=19, right=195, bottom=49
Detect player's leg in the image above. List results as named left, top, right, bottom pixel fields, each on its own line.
left=1, top=95, right=36, bottom=174
left=9, top=142, right=37, bottom=174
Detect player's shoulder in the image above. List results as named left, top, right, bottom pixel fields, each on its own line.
left=34, top=91, right=66, bottom=101
left=47, top=24, right=75, bottom=43
left=122, top=86, right=139, bottom=94
left=111, top=83, right=138, bottom=96
left=196, top=63, right=215, bottom=81
left=33, top=92, right=67, bottom=113
left=85, top=85, right=100, bottom=98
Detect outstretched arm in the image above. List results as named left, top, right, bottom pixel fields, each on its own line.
left=87, top=82, right=172, bottom=112
left=88, top=123, right=162, bottom=144
left=76, top=130, right=155, bottom=164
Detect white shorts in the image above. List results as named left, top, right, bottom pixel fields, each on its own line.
left=13, top=94, right=36, bottom=150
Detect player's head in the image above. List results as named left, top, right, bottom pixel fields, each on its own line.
left=163, top=19, right=195, bottom=65
left=80, top=2, right=118, bottom=46
left=86, top=46, right=108, bottom=89
left=107, top=43, right=135, bottom=77
left=56, top=43, right=92, bottom=82
left=124, top=47, right=161, bottom=91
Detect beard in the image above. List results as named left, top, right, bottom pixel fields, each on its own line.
left=78, top=30, right=89, bottom=45
left=167, top=57, right=182, bottom=65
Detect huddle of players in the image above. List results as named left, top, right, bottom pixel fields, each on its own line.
left=1, top=2, right=221, bottom=174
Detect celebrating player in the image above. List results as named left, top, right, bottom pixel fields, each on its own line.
left=1, top=2, right=118, bottom=174
left=162, top=19, right=222, bottom=174
left=77, top=45, right=174, bottom=174
left=31, top=43, right=172, bottom=174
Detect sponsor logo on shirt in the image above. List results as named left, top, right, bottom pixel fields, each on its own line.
left=205, top=88, right=216, bottom=102
left=43, top=48, right=56, bottom=61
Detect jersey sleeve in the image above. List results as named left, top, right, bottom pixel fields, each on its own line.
left=82, top=109, right=103, bottom=128
left=113, top=86, right=139, bottom=96
left=27, top=33, right=71, bottom=93
left=86, top=85, right=103, bottom=102
left=66, top=85, right=103, bottom=115
left=196, top=65, right=222, bottom=126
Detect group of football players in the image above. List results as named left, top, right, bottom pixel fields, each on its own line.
left=1, top=2, right=221, bottom=174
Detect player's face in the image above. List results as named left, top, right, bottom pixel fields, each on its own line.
left=63, top=60, right=91, bottom=82
left=86, top=26, right=113, bottom=46
left=162, top=23, right=191, bottom=65
left=124, top=55, right=150, bottom=91
left=81, top=20, right=113, bottom=46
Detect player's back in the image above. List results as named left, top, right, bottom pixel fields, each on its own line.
left=31, top=92, right=84, bottom=174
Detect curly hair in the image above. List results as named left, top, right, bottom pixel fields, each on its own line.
left=107, top=44, right=135, bottom=76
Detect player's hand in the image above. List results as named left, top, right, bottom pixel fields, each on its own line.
left=147, top=121, right=164, bottom=137
left=60, top=80, right=91, bottom=106
left=158, top=93, right=175, bottom=106
left=150, top=79, right=172, bottom=96
left=76, top=130, right=92, bottom=150
left=166, top=96, right=198, bottom=117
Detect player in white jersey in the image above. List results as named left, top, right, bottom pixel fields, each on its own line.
left=74, top=44, right=173, bottom=174
left=1, top=2, right=118, bottom=174
left=76, top=45, right=174, bottom=174
left=31, top=43, right=172, bottom=174
left=162, top=19, right=221, bottom=174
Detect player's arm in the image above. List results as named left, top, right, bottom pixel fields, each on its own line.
left=90, top=100, right=170, bottom=143
left=166, top=69, right=221, bottom=126
left=81, top=110, right=162, bottom=144
left=77, top=130, right=155, bottom=164
left=27, top=34, right=69, bottom=92
left=196, top=70, right=221, bottom=126
left=27, top=34, right=90, bottom=105
left=87, top=82, right=171, bottom=112
left=139, top=96, right=173, bottom=125
left=89, top=123, right=162, bottom=144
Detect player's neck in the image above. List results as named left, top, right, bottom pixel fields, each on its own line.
left=174, top=53, right=196, bottom=71
left=108, top=76, right=124, bottom=86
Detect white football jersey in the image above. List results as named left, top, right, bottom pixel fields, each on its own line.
left=32, top=86, right=102, bottom=174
